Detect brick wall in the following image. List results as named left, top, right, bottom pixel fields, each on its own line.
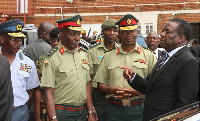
left=1, top=0, right=199, bottom=35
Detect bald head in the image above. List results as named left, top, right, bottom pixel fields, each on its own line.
left=37, top=22, right=55, bottom=44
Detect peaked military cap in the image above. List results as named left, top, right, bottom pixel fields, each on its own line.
left=49, top=27, right=59, bottom=38
left=0, top=19, right=26, bottom=38
left=101, top=18, right=118, bottom=30
left=115, top=14, right=139, bottom=31
left=56, top=15, right=85, bottom=31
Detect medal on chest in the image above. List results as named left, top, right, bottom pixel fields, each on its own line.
left=19, top=63, right=32, bottom=73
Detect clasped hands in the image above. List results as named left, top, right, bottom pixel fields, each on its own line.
left=112, top=66, right=140, bottom=99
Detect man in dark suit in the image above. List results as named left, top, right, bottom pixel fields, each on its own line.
left=145, top=31, right=166, bottom=60
left=189, top=39, right=200, bottom=64
left=120, top=18, right=199, bottom=121
left=0, top=54, right=13, bottom=121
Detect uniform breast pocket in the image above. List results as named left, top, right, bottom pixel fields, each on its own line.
left=108, top=64, right=122, bottom=79
left=81, top=64, right=90, bottom=79
left=17, top=70, right=30, bottom=87
left=93, top=59, right=102, bottom=65
left=58, top=65, right=74, bottom=83
left=132, top=61, right=147, bottom=70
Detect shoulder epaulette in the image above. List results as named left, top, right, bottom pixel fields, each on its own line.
left=89, top=42, right=101, bottom=48
left=141, top=46, right=155, bottom=54
left=19, top=52, right=24, bottom=60
left=46, top=47, right=58, bottom=56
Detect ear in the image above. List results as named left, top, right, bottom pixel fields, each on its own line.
left=59, top=31, right=64, bottom=40
left=43, top=32, right=48, bottom=39
left=101, top=30, right=104, bottom=35
left=178, top=35, right=186, bottom=44
left=0, top=35, right=5, bottom=44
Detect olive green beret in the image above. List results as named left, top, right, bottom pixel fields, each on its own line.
left=101, top=19, right=118, bottom=30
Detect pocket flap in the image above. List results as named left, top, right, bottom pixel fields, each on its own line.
left=59, top=64, right=73, bottom=73
left=81, top=63, right=90, bottom=70
left=132, top=61, right=148, bottom=69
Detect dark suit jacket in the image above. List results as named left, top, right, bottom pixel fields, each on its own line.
left=189, top=45, right=200, bottom=64
left=129, top=46, right=199, bottom=121
left=0, top=55, right=13, bottom=121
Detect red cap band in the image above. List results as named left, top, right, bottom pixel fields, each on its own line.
left=58, top=22, right=81, bottom=28
left=118, top=19, right=137, bottom=26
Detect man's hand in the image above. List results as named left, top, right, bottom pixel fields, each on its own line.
left=87, top=108, right=98, bottom=121
left=119, top=66, right=135, bottom=81
left=34, top=117, right=42, bottom=121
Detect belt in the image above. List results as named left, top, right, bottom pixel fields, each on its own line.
left=13, top=106, right=18, bottom=110
left=13, top=104, right=25, bottom=110
left=108, top=98, right=145, bottom=106
left=55, top=104, right=85, bottom=112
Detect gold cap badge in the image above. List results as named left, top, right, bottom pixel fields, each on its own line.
left=76, top=19, right=80, bottom=25
left=16, top=24, right=22, bottom=31
left=126, top=18, right=132, bottom=25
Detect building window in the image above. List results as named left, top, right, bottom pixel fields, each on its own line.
left=137, top=24, right=141, bottom=34
left=145, top=24, right=153, bottom=34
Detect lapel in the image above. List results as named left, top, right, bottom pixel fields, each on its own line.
left=150, top=46, right=188, bottom=81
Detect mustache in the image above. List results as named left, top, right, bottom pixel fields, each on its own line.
left=12, top=44, right=21, bottom=49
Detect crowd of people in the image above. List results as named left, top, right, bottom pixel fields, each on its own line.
left=0, top=13, right=199, bottom=121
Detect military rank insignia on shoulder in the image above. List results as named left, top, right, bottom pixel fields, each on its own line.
left=19, top=52, right=24, bottom=60
left=141, top=46, right=155, bottom=54
left=46, top=47, right=58, bottom=56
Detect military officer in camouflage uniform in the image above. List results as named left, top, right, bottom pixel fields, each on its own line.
left=87, top=18, right=119, bottom=121
left=94, top=14, right=157, bottom=121
left=40, top=15, right=96, bottom=121
left=35, top=27, right=60, bottom=121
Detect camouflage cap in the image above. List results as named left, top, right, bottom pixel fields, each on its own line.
left=56, top=15, right=85, bottom=31
left=115, top=14, right=139, bottom=31
left=101, top=19, right=117, bottom=30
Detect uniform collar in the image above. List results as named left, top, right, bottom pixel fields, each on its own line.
left=97, top=41, right=119, bottom=51
left=58, top=42, right=80, bottom=55
left=117, top=43, right=141, bottom=55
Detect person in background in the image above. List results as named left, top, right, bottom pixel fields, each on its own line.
left=23, top=22, right=55, bottom=63
left=145, top=31, right=166, bottom=60
left=121, top=18, right=199, bottom=121
left=40, top=15, right=97, bottom=121
left=81, top=30, right=90, bottom=42
left=34, top=27, right=60, bottom=121
left=88, top=18, right=119, bottom=121
left=189, top=39, right=200, bottom=64
left=94, top=14, right=157, bottom=121
left=0, top=19, right=40, bottom=121
left=23, top=22, right=55, bottom=121
left=0, top=40, right=2, bottom=54
left=0, top=54, right=13, bottom=121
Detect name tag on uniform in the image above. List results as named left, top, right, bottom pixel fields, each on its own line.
left=122, top=99, right=131, bottom=106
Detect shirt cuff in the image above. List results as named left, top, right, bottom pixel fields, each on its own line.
left=130, top=73, right=136, bottom=83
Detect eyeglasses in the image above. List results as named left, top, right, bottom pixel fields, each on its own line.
left=146, top=37, right=157, bottom=40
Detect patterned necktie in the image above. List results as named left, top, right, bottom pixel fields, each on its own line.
left=156, top=54, right=169, bottom=70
